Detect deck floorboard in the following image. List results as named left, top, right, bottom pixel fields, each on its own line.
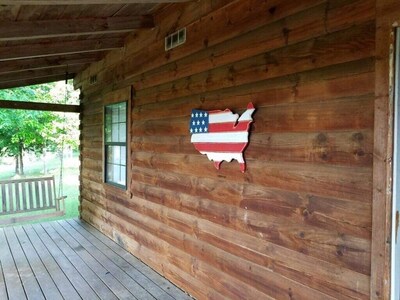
left=0, top=219, right=192, bottom=300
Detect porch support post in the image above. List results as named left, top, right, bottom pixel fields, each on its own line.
left=371, top=0, right=400, bottom=299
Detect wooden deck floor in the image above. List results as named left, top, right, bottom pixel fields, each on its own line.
left=0, top=219, right=193, bottom=300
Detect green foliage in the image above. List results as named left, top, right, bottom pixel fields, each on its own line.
left=0, top=109, right=56, bottom=157
left=0, top=82, right=80, bottom=175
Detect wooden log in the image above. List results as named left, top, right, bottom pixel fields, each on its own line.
left=0, top=100, right=80, bottom=113
left=130, top=173, right=371, bottom=239
left=80, top=209, right=229, bottom=300
left=132, top=129, right=373, bottom=167
left=78, top=0, right=327, bottom=91
left=132, top=1, right=374, bottom=92
left=132, top=97, right=374, bottom=136
left=129, top=169, right=372, bottom=275
left=134, top=22, right=375, bottom=106
left=113, top=191, right=370, bottom=298
left=132, top=69, right=375, bottom=122
left=131, top=152, right=372, bottom=203
left=0, top=38, right=124, bottom=62
left=82, top=200, right=340, bottom=299
left=0, top=73, right=75, bottom=90
left=0, top=53, right=104, bottom=75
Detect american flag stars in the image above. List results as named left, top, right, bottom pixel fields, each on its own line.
left=190, top=109, right=209, bottom=134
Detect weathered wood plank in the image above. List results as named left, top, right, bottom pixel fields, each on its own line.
left=131, top=1, right=374, bottom=92
left=30, top=223, right=100, bottom=299
left=131, top=150, right=372, bottom=203
left=111, top=188, right=372, bottom=276
left=131, top=176, right=371, bottom=239
left=56, top=220, right=155, bottom=299
left=79, top=0, right=327, bottom=91
left=13, top=226, right=63, bottom=300
left=59, top=220, right=175, bottom=300
left=69, top=218, right=194, bottom=300
left=22, top=225, right=81, bottom=300
left=46, top=221, right=137, bottom=299
left=131, top=129, right=373, bottom=167
left=3, top=227, right=44, bottom=300
left=132, top=69, right=375, bottom=122
left=80, top=212, right=227, bottom=300
left=39, top=222, right=120, bottom=300
left=77, top=0, right=378, bottom=299
left=371, top=0, right=395, bottom=298
left=134, top=22, right=375, bottom=106
left=132, top=97, right=374, bottom=137
left=0, top=228, right=26, bottom=300
left=111, top=188, right=370, bottom=298
left=0, top=259, right=7, bottom=300
left=82, top=202, right=338, bottom=299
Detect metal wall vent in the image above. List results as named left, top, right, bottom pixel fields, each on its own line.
left=165, top=28, right=186, bottom=51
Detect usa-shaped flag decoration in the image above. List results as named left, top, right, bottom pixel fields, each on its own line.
left=189, top=102, right=255, bottom=172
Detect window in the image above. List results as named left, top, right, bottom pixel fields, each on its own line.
left=104, top=102, right=127, bottom=188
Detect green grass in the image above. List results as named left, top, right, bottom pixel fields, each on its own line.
left=0, top=154, right=80, bottom=227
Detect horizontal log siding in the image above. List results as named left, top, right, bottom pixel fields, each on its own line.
left=78, top=0, right=376, bottom=298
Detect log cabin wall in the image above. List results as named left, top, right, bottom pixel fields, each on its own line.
left=75, top=0, right=377, bottom=298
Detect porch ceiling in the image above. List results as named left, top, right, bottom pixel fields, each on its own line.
left=0, top=0, right=188, bottom=90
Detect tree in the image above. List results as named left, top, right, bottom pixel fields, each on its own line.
left=0, top=109, right=56, bottom=175
left=0, top=82, right=79, bottom=176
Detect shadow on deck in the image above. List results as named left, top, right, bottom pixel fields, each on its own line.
left=0, top=219, right=193, bottom=300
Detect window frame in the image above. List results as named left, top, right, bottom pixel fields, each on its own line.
left=104, top=101, right=128, bottom=189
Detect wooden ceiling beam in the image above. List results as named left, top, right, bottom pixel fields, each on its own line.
left=0, top=0, right=190, bottom=4
left=0, top=53, right=105, bottom=74
left=0, top=16, right=154, bottom=41
left=0, top=100, right=80, bottom=113
left=0, top=38, right=124, bottom=61
left=0, top=65, right=86, bottom=84
left=0, top=65, right=85, bottom=90
left=0, top=74, right=75, bottom=90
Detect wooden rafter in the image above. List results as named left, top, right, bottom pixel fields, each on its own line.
left=0, top=53, right=105, bottom=75
left=0, top=38, right=124, bottom=61
left=0, top=65, right=87, bottom=84
left=0, top=0, right=189, bottom=4
left=0, top=100, right=80, bottom=113
left=0, top=16, right=154, bottom=41
left=0, top=74, right=75, bottom=90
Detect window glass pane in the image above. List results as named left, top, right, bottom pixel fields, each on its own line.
left=104, top=101, right=127, bottom=188
left=106, top=146, right=113, bottom=162
left=105, top=127, right=111, bottom=142
left=119, top=123, right=126, bottom=143
left=120, top=166, right=126, bottom=185
left=119, top=104, right=126, bottom=122
left=106, top=164, right=113, bottom=182
left=121, top=146, right=126, bottom=165
left=112, top=107, right=119, bottom=123
left=105, top=107, right=112, bottom=123
left=112, top=123, right=119, bottom=142
left=113, top=165, right=120, bottom=183
left=112, top=146, right=121, bottom=164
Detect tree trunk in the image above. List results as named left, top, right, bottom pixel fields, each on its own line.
left=19, top=151, right=24, bottom=175
left=15, top=143, right=24, bottom=175
left=15, top=156, right=19, bottom=174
